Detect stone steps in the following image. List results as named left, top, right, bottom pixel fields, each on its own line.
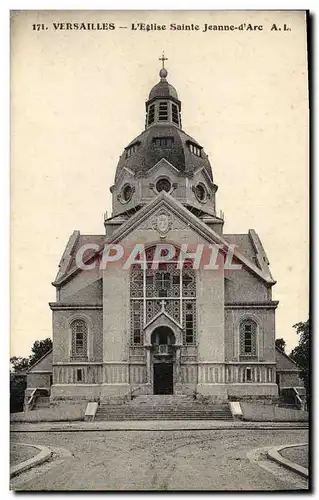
left=95, top=412, right=233, bottom=421
left=95, top=399, right=233, bottom=421
left=131, top=395, right=191, bottom=403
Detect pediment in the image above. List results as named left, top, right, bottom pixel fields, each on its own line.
left=137, top=206, right=189, bottom=233
left=147, top=158, right=180, bottom=177
left=193, top=165, right=214, bottom=188
left=110, top=191, right=215, bottom=243
left=143, top=311, right=183, bottom=346
left=55, top=191, right=275, bottom=286
left=114, top=166, right=135, bottom=187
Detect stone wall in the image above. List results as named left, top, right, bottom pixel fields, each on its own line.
left=52, top=309, right=103, bottom=364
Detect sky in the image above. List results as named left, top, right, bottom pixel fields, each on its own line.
left=10, top=10, right=309, bottom=357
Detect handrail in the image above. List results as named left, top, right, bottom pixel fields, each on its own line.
left=152, top=344, right=174, bottom=355
left=293, top=387, right=304, bottom=410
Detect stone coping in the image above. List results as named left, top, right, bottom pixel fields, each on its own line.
left=267, top=443, right=309, bottom=479
left=10, top=443, right=52, bottom=478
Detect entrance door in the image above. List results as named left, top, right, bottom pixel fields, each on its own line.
left=153, top=363, right=173, bottom=395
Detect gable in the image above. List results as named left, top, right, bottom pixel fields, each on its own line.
left=54, top=192, right=275, bottom=287
left=193, top=165, right=214, bottom=188
left=223, top=234, right=256, bottom=262
left=276, top=347, right=300, bottom=372
left=108, top=193, right=274, bottom=285
left=54, top=233, right=105, bottom=286
left=113, top=166, right=135, bottom=187
left=28, top=350, right=52, bottom=373
left=147, top=158, right=181, bottom=177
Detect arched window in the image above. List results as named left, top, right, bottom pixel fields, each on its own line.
left=71, top=319, right=88, bottom=358
left=130, top=246, right=196, bottom=346
left=239, top=319, right=257, bottom=358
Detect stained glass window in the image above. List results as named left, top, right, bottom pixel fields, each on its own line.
left=156, top=178, right=171, bottom=193
left=71, top=319, right=88, bottom=357
left=130, top=246, right=196, bottom=345
left=239, top=320, right=257, bottom=356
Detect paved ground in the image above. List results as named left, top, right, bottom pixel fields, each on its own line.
left=10, top=428, right=309, bottom=491
left=10, top=444, right=38, bottom=467
left=280, top=444, right=309, bottom=469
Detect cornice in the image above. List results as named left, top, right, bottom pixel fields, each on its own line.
left=49, top=303, right=102, bottom=310
left=224, top=301, right=279, bottom=310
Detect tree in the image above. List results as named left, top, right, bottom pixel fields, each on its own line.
left=10, top=337, right=52, bottom=413
left=290, top=319, right=310, bottom=405
left=29, top=338, right=53, bottom=367
left=10, top=375, right=27, bottom=413
left=275, top=338, right=286, bottom=352
left=10, top=338, right=52, bottom=372
left=10, top=356, right=29, bottom=373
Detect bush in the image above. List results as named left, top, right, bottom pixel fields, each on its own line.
left=10, top=376, right=27, bottom=413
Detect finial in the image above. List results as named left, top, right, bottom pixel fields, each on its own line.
left=159, top=51, right=168, bottom=80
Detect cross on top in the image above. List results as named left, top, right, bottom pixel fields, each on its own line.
left=159, top=51, right=168, bottom=69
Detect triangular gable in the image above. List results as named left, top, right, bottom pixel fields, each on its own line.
left=107, top=192, right=275, bottom=284
left=55, top=230, right=80, bottom=282
left=193, top=165, right=215, bottom=188
left=27, top=350, right=53, bottom=373
left=143, top=312, right=184, bottom=346
left=55, top=191, right=275, bottom=286
left=113, top=166, right=135, bottom=186
left=144, top=309, right=182, bottom=331
left=147, top=158, right=181, bottom=176
left=275, top=347, right=301, bottom=372
left=249, top=229, right=275, bottom=281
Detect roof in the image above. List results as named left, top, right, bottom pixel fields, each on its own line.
left=275, top=346, right=301, bottom=371
left=55, top=234, right=106, bottom=282
left=27, top=349, right=53, bottom=373
left=115, top=125, right=213, bottom=183
left=148, top=80, right=179, bottom=100
left=223, top=234, right=256, bottom=262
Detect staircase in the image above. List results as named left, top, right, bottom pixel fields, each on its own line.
left=95, top=395, right=233, bottom=421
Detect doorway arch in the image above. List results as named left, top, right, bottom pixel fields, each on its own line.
left=151, top=326, right=175, bottom=346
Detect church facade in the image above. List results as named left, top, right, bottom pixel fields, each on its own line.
left=48, top=60, right=282, bottom=403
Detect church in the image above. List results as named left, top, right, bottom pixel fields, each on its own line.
left=26, top=57, right=304, bottom=406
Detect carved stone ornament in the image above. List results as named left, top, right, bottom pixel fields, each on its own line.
left=155, top=211, right=172, bottom=237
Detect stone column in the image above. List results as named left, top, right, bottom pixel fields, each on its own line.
left=174, top=344, right=183, bottom=394
left=145, top=344, right=152, bottom=386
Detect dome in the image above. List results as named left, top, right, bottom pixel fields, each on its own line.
left=148, top=80, right=179, bottom=101
left=115, top=125, right=213, bottom=183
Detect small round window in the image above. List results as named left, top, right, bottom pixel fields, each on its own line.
left=122, top=184, right=133, bottom=202
left=156, top=178, right=171, bottom=193
left=194, top=183, right=207, bottom=202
